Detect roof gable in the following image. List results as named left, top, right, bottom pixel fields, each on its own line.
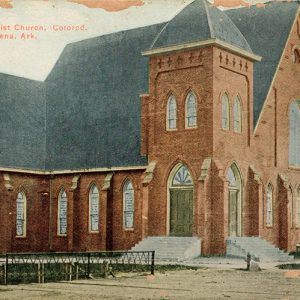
left=225, top=1, right=299, bottom=125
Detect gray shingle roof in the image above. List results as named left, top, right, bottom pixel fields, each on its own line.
left=225, top=1, right=299, bottom=125
left=45, top=24, right=165, bottom=170
left=151, top=0, right=252, bottom=53
left=0, top=74, right=46, bottom=170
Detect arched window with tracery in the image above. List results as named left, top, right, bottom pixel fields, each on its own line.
left=233, top=96, right=242, bottom=133
left=167, top=95, right=177, bottom=130
left=186, top=91, right=197, bottom=128
left=266, top=184, right=273, bottom=226
left=297, top=186, right=300, bottom=226
left=89, top=184, right=99, bottom=232
left=222, top=94, right=230, bottom=130
left=289, top=100, right=300, bottom=166
left=58, top=189, right=68, bottom=235
left=16, top=192, right=26, bottom=237
left=123, top=180, right=134, bottom=229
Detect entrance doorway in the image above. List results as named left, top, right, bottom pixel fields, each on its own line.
left=169, top=164, right=194, bottom=236
left=227, top=164, right=242, bottom=237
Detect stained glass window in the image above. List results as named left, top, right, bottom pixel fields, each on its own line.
left=123, top=180, right=134, bottom=229
left=289, top=100, right=300, bottom=166
left=16, top=192, right=26, bottom=237
left=186, top=92, right=197, bottom=128
left=167, top=96, right=177, bottom=129
left=233, top=96, right=242, bottom=133
left=227, top=167, right=237, bottom=187
left=89, top=184, right=99, bottom=232
left=172, top=165, right=193, bottom=186
left=266, top=184, right=273, bottom=226
left=297, top=187, right=300, bottom=226
left=58, top=189, right=67, bottom=235
left=222, top=94, right=230, bottom=130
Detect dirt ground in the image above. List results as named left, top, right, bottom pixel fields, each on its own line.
left=1, top=267, right=300, bottom=300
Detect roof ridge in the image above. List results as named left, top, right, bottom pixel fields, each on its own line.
left=204, top=0, right=215, bottom=39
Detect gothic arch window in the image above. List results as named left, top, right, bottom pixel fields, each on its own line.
left=171, top=164, right=193, bottom=186
left=16, top=192, right=26, bottom=237
left=266, top=184, right=273, bottom=226
left=222, top=94, right=230, bottom=130
left=123, top=180, right=134, bottom=229
left=297, top=186, right=300, bottom=226
left=233, top=96, right=242, bottom=133
left=167, top=95, right=177, bottom=130
left=293, top=48, right=300, bottom=64
left=227, top=163, right=242, bottom=237
left=185, top=91, right=197, bottom=128
left=89, top=184, right=99, bottom=232
left=289, top=100, right=300, bottom=166
left=58, top=188, right=68, bottom=235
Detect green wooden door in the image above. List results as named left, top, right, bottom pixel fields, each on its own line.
left=229, top=190, right=238, bottom=236
left=170, top=189, right=193, bottom=236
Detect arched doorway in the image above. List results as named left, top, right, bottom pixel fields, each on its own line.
left=227, top=163, right=242, bottom=237
left=168, top=164, right=194, bottom=236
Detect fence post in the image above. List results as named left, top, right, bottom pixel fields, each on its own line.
left=87, top=253, right=91, bottom=279
left=5, top=254, right=8, bottom=285
left=150, top=251, right=155, bottom=275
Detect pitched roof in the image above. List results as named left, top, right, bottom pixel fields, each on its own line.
left=152, top=0, right=252, bottom=53
left=45, top=23, right=165, bottom=170
left=0, top=74, right=46, bottom=170
left=225, top=1, right=299, bottom=125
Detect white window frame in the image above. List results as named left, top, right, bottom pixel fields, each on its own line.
left=57, top=189, right=68, bottom=236
left=266, top=184, right=273, bottom=227
left=222, top=94, right=230, bottom=130
left=16, top=192, right=26, bottom=237
left=89, top=184, right=100, bottom=233
left=166, top=95, right=177, bottom=130
left=123, top=180, right=134, bottom=230
left=233, top=96, right=242, bottom=133
left=185, top=91, right=197, bottom=128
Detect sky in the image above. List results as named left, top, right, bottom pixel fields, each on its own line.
left=0, top=0, right=282, bottom=80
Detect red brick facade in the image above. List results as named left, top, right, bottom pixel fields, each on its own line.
left=1, top=13, right=300, bottom=256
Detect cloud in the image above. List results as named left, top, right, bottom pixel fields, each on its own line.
left=67, top=0, right=144, bottom=11
left=0, top=0, right=13, bottom=8
left=212, top=0, right=250, bottom=7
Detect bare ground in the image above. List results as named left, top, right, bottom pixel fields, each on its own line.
left=1, top=267, right=300, bottom=300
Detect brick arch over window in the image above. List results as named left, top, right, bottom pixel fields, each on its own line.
left=16, top=191, right=27, bottom=237
left=89, top=184, right=99, bottom=233
left=166, top=95, right=177, bottom=130
left=221, top=93, right=230, bottom=130
left=289, top=100, right=300, bottom=166
left=185, top=90, right=197, bottom=128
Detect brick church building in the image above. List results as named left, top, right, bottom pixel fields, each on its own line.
left=0, top=0, right=300, bottom=256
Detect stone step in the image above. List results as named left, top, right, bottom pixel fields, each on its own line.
left=130, top=236, right=201, bottom=260
left=226, top=237, right=293, bottom=262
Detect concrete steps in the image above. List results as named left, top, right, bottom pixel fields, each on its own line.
left=227, top=237, right=294, bottom=262
left=130, top=236, right=201, bottom=261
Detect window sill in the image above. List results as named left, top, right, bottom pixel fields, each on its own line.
left=266, top=225, right=273, bottom=229
left=57, top=234, right=67, bottom=237
left=88, top=231, right=100, bottom=234
left=166, top=128, right=178, bottom=132
left=288, top=165, right=300, bottom=171
left=123, top=228, right=134, bottom=232
left=16, top=236, right=27, bottom=239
